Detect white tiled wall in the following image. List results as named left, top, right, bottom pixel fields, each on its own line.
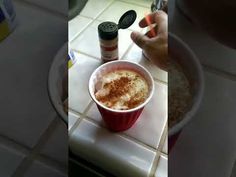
left=69, top=0, right=168, bottom=176
left=0, top=0, right=67, bottom=176
left=80, top=0, right=113, bottom=19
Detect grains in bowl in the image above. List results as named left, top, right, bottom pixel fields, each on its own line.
left=168, top=60, right=192, bottom=128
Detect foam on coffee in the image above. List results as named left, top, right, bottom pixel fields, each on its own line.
left=95, top=70, right=149, bottom=110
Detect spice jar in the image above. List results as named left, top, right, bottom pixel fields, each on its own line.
left=98, top=10, right=137, bottom=62
left=98, top=22, right=118, bottom=61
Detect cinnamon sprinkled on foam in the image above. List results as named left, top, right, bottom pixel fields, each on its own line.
left=95, top=70, right=149, bottom=110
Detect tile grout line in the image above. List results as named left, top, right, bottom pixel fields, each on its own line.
left=69, top=158, right=106, bottom=177
left=158, top=124, right=168, bottom=156
left=35, top=154, right=67, bottom=174
left=78, top=14, right=102, bottom=22
left=120, top=42, right=135, bottom=60
left=82, top=115, right=157, bottom=152
left=157, top=123, right=168, bottom=153
left=149, top=150, right=161, bottom=177
left=0, top=134, right=30, bottom=155
left=14, top=0, right=67, bottom=20
left=68, top=108, right=84, bottom=117
left=72, top=46, right=169, bottom=85
left=69, top=19, right=93, bottom=43
left=138, top=50, right=168, bottom=84
left=72, top=51, right=167, bottom=85
left=11, top=116, right=63, bottom=177
left=83, top=118, right=158, bottom=153
left=120, top=132, right=157, bottom=152
left=89, top=0, right=115, bottom=22
left=69, top=18, right=94, bottom=43
left=68, top=100, right=94, bottom=136
left=72, top=34, right=130, bottom=61
left=120, top=28, right=146, bottom=60
left=154, top=78, right=168, bottom=85
left=69, top=15, right=108, bottom=43
left=120, top=34, right=168, bottom=85
left=0, top=134, right=67, bottom=174
left=203, top=64, right=236, bottom=81
left=160, top=152, right=168, bottom=157
left=118, top=0, right=152, bottom=9
left=149, top=123, right=168, bottom=177
left=120, top=40, right=168, bottom=85
left=70, top=0, right=115, bottom=44
left=71, top=49, right=101, bottom=61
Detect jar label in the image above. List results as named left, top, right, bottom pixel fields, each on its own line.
left=100, top=44, right=118, bottom=61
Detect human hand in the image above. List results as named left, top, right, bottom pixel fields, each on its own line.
left=131, top=11, right=168, bottom=70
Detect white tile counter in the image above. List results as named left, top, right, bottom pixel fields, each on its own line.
left=69, top=0, right=168, bottom=176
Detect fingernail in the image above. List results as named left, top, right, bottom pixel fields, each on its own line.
left=131, top=32, right=137, bottom=40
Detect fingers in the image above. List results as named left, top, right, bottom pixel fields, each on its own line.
left=139, top=12, right=156, bottom=28
left=155, top=11, right=167, bottom=34
left=131, top=31, right=150, bottom=49
left=139, top=10, right=167, bottom=28
left=145, top=26, right=158, bottom=38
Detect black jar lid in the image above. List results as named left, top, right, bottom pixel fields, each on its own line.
left=118, top=10, right=137, bottom=29
left=98, top=22, right=118, bottom=40
left=98, top=10, right=137, bottom=40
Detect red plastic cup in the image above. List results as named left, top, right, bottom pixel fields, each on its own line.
left=89, top=60, right=155, bottom=132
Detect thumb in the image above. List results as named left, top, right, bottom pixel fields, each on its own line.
left=131, top=31, right=150, bottom=49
